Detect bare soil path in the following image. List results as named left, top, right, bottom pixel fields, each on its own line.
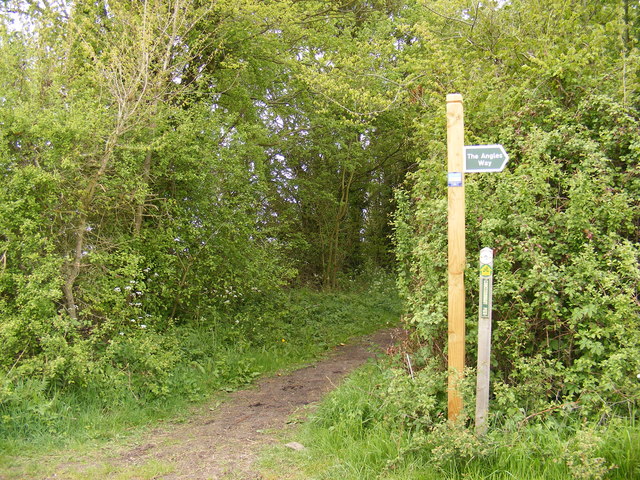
left=49, top=327, right=404, bottom=480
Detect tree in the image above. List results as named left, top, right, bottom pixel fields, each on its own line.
left=0, top=0, right=299, bottom=386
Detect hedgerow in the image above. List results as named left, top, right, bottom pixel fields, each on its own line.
left=394, top=95, right=640, bottom=418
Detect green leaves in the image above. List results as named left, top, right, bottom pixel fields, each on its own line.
left=1, top=0, right=637, bottom=440
left=394, top=0, right=640, bottom=416
left=396, top=93, right=640, bottom=414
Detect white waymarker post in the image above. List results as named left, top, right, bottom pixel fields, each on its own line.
left=475, top=247, right=494, bottom=435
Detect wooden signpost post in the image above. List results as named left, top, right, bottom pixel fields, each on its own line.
left=445, top=94, right=508, bottom=424
left=446, top=94, right=465, bottom=421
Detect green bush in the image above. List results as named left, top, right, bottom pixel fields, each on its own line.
left=394, top=95, right=640, bottom=416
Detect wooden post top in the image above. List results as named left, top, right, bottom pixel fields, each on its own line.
left=446, top=93, right=463, bottom=103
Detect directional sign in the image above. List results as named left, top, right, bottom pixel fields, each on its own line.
left=464, top=144, right=509, bottom=173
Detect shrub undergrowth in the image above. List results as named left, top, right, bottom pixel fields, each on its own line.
left=0, top=276, right=400, bottom=465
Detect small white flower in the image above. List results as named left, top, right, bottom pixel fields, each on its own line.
left=140, top=324, right=147, bottom=329
left=130, top=280, right=136, bottom=284
left=135, top=291, right=142, bottom=295
left=125, top=286, right=132, bottom=290
left=114, top=287, right=121, bottom=292
left=119, top=332, right=124, bottom=335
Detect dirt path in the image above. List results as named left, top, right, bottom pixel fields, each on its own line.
left=52, top=328, right=403, bottom=480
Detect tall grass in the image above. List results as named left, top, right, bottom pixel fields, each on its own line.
left=263, top=361, right=640, bottom=480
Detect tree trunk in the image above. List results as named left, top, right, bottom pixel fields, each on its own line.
left=62, top=129, right=120, bottom=319
left=324, top=167, right=355, bottom=289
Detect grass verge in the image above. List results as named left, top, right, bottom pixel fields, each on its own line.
left=260, top=359, right=640, bottom=480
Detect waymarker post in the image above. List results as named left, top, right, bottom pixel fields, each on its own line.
left=475, top=248, right=494, bottom=434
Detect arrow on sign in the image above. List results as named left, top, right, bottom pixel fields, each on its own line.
left=464, top=144, right=509, bottom=173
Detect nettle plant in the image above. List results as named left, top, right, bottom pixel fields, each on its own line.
left=395, top=95, right=640, bottom=417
